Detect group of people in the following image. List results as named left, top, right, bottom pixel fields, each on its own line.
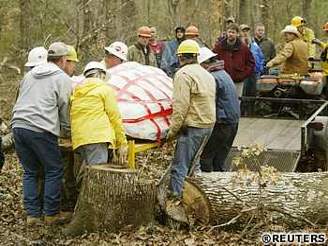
left=10, top=41, right=130, bottom=226
left=2, top=15, right=328, bottom=227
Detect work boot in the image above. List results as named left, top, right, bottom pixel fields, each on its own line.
left=26, top=216, right=43, bottom=226
left=60, top=211, right=73, bottom=220
left=44, top=212, right=71, bottom=225
left=165, top=197, right=188, bottom=223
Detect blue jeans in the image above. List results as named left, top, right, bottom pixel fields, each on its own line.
left=241, top=75, right=257, bottom=115
left=170, top=127, right=213, bottom=197
left=200, top=123, right=238, bottom=172
left=242, top=75, right=257, bottom=97
left=13, top=128, right=63, bottom=216
left=76, top=143, right=109, bottom=165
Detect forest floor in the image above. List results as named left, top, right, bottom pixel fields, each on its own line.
left=0, top=72, right=326, bottom=245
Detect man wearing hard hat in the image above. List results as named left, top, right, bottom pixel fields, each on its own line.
left=267, top=25, right=308, bottom=75
left=198, top=47, right=240, bottom=172
left=64, top=45, right=79, bottom=77
left=127, top=26, right=157, bottom=66
left=70, top=61, right=127, bottom=166
left=166, top=40, right=215, bottom=210
left=291, top=16, right=316, bottom=59
left=104, top=41, right=128, bottom=69
left=312, top=22, right=328, bottom=96
left=185, top=25, right=207, bottom=47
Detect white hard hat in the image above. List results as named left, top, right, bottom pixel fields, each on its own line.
left=281, top=25, right=301, bottom=37
left=25, top=47, right=48, bottom=67
left=83, top=61, right=107, bottom=77
left=198, top=47, right=217, bottom=64
left=104, top=41, right=128, bottom=61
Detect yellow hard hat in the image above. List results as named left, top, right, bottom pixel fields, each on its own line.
left=177, top=39, right=200, bottom=55
left=66, top=45, right=79, bottom=62
left=291, top=16, right=305, bottom=27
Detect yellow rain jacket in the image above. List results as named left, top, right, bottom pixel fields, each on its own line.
left=70, top=77, right=127, bottom=150
left=300, top=27, right=316, bottom=58
left=319, top=42, right=328, bottom=76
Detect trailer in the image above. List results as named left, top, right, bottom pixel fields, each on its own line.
left=227, top=97, right=328, bottom=172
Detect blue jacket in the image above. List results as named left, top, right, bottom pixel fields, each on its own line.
left=208, top=63, right=240, bottom=124
left=249, top=41, right=265, bottom=77
left=160, top=40, right=179, bottom=77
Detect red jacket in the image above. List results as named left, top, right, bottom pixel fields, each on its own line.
left=213, top=38, right=255, bottom=82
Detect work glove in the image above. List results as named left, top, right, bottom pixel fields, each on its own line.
left=165, top=130, right=176, bottom=143
left=312, top=38, right=322, bottom=45
left=114, top=145, right=128, bottom=165
left=159, top=129, right=175, bottom=150
left=266, top=61, right=273, bottom=69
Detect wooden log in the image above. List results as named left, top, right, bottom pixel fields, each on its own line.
left=64, top=164, right=156, bottom=235
left=174, top=172, right=328, bottom=227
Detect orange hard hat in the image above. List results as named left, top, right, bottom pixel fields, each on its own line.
left=323, top=22, right=328, bottom=32
left=137, top=26, right=152, bottom=38
left=185, top=25, right=199, bottom=37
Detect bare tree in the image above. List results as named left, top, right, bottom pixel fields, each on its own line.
left=302, top=0, right=312, bottom=23
left=261, top=0, right=270, bottom=32
left=19, top=0, right=32, bottom=52
left=168, top=0, right=180, bottom=31
left=239, top=0, right=247, bottom=24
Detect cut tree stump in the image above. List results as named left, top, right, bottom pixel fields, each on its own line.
left=64, top=164, right=156, bottom=235
left=162, top=172, right=328, bottom=228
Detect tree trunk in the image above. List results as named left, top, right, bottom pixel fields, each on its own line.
left=302, top=0, right=312, bottom=24
left=238, top=0, right=247, bottom=25
left=64, top=165, right=156, bottom=236
left=168, top=0, right=180, bottom=30
left=19, top=0, right=31, bottom=53
left=167, top=172, right=328, bottom=227
left=261, top=0, right=270, bottom=33
left=120, top=0, right=138, bottom=43
left=80, top=0, right=92, bottom=60
left=209, top=0, right=224, bottom=46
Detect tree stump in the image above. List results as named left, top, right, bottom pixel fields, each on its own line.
left=165, top=172, right=328, bottom=227
left=65, top=164, right=156, bottom=235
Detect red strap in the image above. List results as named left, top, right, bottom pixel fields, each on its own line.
left=114, top=73, right=172, bottom=141
left=109, top=72, right=172, bottom=141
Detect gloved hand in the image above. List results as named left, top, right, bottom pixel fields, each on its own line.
left=116, top=145, right=128, bottom=165
left=266, top=61, right=273, bottom=69
left=166, top=130, right=175, bottom=143
left=312, top=38, right=322, bottom=45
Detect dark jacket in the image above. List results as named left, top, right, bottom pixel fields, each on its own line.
left=127, top=43, right=157, bottom=66
left=0, top=137, right=4, bottom=171
left=160, top=39, right=179, bottom=77
left=254, top=36, right=276, bottom=63
left=207, top=62, right=240, bottom=124
left=213, top=38, right=255, bottom=82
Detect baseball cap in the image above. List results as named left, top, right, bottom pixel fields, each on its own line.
left=47, top=42, right=69, bottom=57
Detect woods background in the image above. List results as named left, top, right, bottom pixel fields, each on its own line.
left=0, top=0, right=327, bottom=69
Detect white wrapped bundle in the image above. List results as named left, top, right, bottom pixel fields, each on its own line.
left=72, top=62, right=173, bottom=140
